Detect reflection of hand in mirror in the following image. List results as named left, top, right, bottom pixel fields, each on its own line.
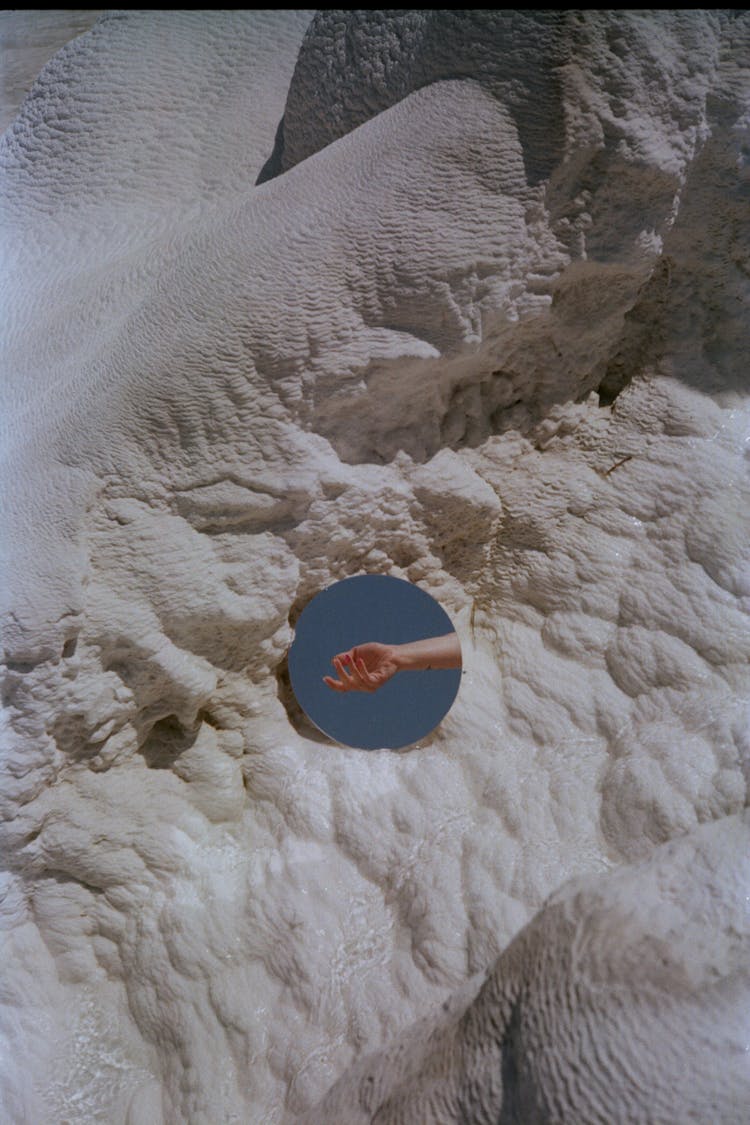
left=324, top=642, right=401, bottom=694
left=323, top=634, right=461, bottom=694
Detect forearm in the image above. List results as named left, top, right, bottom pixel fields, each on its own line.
left=392, top=633, right=461, bottom=671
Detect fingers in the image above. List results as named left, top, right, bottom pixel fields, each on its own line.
left=323, top=652, right=378, bottom=693
left=336, top=655, right=359, bottom=686
left=322, top=654, right=358, bottom=692
left=343, top=655, right=376, bottom=692
left=348, top=648, right=381, bottom=689
left=323, top=674, right=347, bottom=693
left=354, top=656, right=379, bottom=690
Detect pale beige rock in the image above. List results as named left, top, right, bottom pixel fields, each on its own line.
left=303, top=812, right=750, bottom=1123
left=0, top=9, right=748, bottom=1125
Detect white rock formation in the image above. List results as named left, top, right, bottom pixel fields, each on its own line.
left=303, top=811, right=750, bottom=1123
left=0, top=9, right=103, bottom=132
left=0, top=9, right=748, bottom=1124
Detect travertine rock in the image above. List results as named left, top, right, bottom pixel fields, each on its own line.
left=303, top=811, right=750, bottom=1124
left=0, top=10, right=747, bottom=1124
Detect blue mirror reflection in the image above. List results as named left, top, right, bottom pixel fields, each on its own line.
left=288, top=575, right=462, bottom=750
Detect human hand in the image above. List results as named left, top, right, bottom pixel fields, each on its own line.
left=323, top=642, right=401, bottom=693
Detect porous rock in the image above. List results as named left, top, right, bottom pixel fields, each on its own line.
left=0, top=10, right=748, bottom=1124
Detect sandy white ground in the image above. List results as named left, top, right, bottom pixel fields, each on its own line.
left=0, top=10, right=748, bottom=1124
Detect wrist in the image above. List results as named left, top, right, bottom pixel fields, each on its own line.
left=392, top=642, right=417, bottom=671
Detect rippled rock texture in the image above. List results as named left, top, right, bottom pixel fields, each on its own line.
left=1, top=10, right=748, bottom=1124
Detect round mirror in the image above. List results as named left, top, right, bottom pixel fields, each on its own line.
left=288, top=574, right=462, bottom=750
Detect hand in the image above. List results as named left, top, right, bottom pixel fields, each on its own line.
left=323, top=642, right=401, bottom=694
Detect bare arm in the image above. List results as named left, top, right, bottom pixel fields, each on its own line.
left=390, top=633, right=462, bottom=671
left=324, top=634, right=461, bottom=693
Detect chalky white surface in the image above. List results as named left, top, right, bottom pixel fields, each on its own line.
left=304, top=811, right=750, bottom=1123
left=0, top=10, right=103, bottom=132
left=0, top=10, right=748, bottom=1124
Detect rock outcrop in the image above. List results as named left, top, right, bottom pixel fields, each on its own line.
left=0, top=10, right=747, bottom=1123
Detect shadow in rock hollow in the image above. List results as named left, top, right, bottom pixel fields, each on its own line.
left=139, top=713, right=200, bottom=769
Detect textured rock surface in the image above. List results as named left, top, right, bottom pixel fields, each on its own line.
left=0, top=9, right=748, bottom=1124
left=0, top=9, right=102, bottom=131
left=303, top=811, right=750, bottom=1123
